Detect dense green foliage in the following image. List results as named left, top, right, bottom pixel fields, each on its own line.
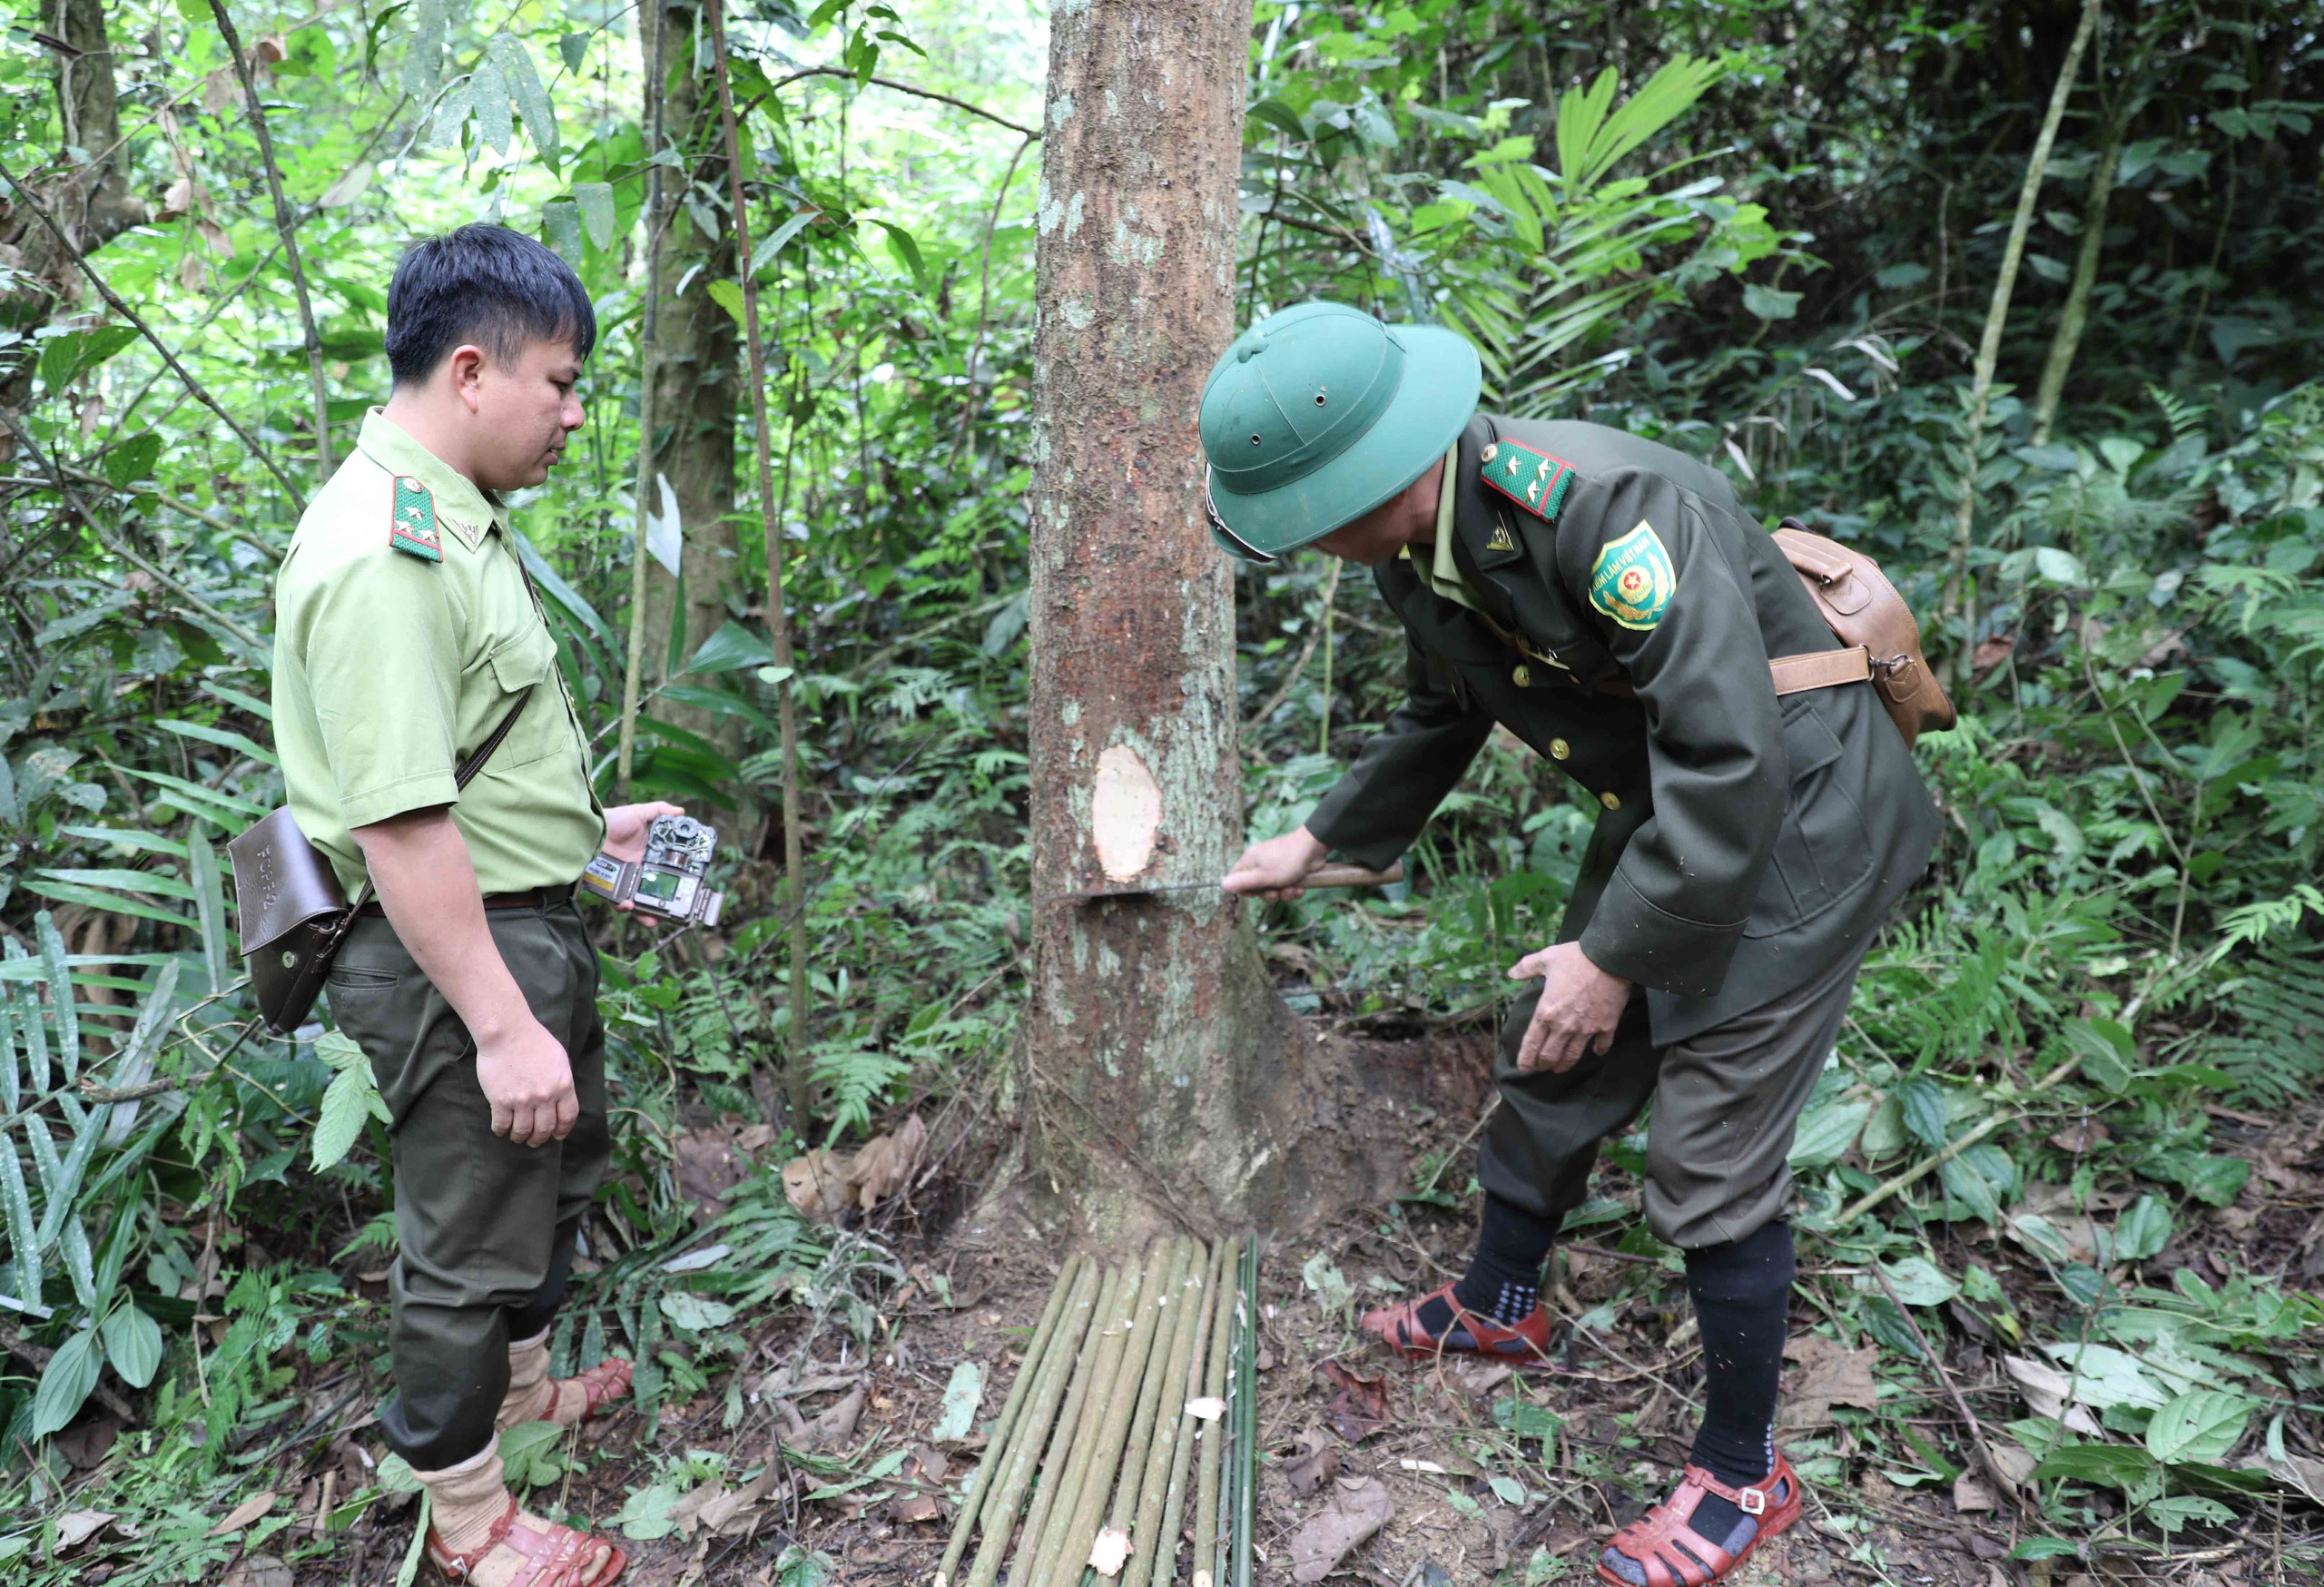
left=1, top=0, right=2319, bottom=1575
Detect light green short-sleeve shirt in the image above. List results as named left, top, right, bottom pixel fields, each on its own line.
left=273, top=409, right=605, bottom=895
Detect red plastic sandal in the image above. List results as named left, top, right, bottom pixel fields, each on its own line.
left=1361, top=1280, right=1555, bottom=1365
left=1595, top=1453, right=1802, bottom=1587
left=426, top=1496, right=627, bottom=1586
left=547, top=1355, right=633, bottom=1424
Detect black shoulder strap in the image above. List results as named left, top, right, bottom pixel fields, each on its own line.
left=455, top=689, right=535, bottom=790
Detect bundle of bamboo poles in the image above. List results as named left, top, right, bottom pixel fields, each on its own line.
left=934, top=1235, right=1263, bottom=1587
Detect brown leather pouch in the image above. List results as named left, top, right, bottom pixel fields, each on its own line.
left=1772, top=520, right=1957, bottom=746
left=228, top=689, right=535, bottom=1033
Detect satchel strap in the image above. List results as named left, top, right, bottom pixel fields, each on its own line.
left=456, top=688, right=535, bottom=790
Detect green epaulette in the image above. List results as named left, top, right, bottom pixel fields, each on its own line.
left=1479, top=438, right=1578, bottom=525
left=389, top=476, right=444, bottom=563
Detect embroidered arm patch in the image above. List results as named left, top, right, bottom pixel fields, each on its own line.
left=1589, top=520, right=1677, bottom=630
left=389, top=476, right=443, bottom=563
left=1479, top=439, right=1579, bottom=524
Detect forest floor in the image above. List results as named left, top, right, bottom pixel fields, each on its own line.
left=71, top=1024, right=2322, bottom=1587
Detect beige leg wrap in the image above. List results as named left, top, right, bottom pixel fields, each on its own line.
left=415, top=1430, right=617, bottom=1587
left=413, top=1436, right=511, bottom=1557
left=498, top=1328, right=559, bottom=1429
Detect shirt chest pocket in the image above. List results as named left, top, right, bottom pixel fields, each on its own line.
left=470, top=624, right=567, bottom=773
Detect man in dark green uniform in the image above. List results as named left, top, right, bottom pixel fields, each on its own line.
left=1205, top=302, right=1940, bottom=1587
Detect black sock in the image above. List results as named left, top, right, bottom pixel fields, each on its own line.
left=1413, top=1195, right=1558, bottom=1333
left=1682, top=1221, right=1795, bottom=1547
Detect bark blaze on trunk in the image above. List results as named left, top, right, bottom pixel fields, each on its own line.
left=1024, top=0, right=1368, bottom=1244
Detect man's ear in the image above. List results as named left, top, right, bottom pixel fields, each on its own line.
left=447, top=344, right=488, bottom=412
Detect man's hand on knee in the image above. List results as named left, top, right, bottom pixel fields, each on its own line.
left=477, top=1017, right=579, bottom=1147
left=1508, top=941, right=1630, bottom=1073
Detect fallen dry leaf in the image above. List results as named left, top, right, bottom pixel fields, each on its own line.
left=220, top=1555, right=292, bottom=1587
left=1780, top=1334, right=1880, bottom=1428
left=1953, top=1474, right=1997, bottom=1513
left=1088, top=1524, right=1132, bottom=1575
left=782, top=1114, right=927, bottom=1221
left=2000, top=1355, right=2103, bottom=1434
left=695, top=1466, right=779, bottom=1537
left=1283, top=1427, right=1340, bottom=1495
left=1288, top=1475, right=1394, bottom=1583
left=210, top=1492, right=278, bottom=1536
left=891, top=1493, right=944, bottom=1525
left=52, top=1510, right=114, bottom=1552
left=793, top=1383, right=867, bottom=1454
left=1453, top=1360, right=1513, bottom=1399
left=1320, top=1360, right=1389, bottom=1443
left=2048, top=1119, right=2110, bottom=1154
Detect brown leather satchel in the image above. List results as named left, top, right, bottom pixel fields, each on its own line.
left=1768, top=519, right=1955, bottom=746
left=228, top=690, right=534, bottom=1033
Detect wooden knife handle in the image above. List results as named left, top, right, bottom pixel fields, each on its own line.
left=1301, top=862, right=1405, bottom=890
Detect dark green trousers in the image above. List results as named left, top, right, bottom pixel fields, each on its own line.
left=1478, top=937, right=1866, bottom=1251
left=324, top=897, right=609, bottom=1470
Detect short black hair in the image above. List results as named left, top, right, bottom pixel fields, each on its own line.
left=384, top=222, right=596, bottom=385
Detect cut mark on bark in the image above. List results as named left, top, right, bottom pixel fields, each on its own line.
left=1091, top=744, right=1163, bottom=880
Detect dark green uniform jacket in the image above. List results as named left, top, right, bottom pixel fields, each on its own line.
left=1305, top=415, right=1941, bottom=1044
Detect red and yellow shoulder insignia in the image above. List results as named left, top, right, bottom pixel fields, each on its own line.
left=1479, top=439, right=1578, bottom=525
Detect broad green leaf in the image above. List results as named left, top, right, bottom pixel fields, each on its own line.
left=873, top=220, right=927, bottom=288
left=22, top=882, right=199, bottom=932
left=101, top=959, right=180, bottom=1148
left=752, top=209, right=822, bottom=272
left=318, top=163, right=375, bottom=208
left=187, top=828, right=230, bottom=997
left=2042, top=1344, right=2167, bottom=1410
left=706, top=278, right=748, bottom=329
left=557, top=33, right=589, bottom=74
left=2030, top=1440, right=2155, bottom=1490
left=542, top=198, right=584, bottom=266
left=931, top=1360, right=982, bottom=1442
left=399, top=0, right=448, bottom=97
left=36, top=913, right=76, bottom=1080
left=36, top=328, right=138, bottom=391
left=312, top=1057, right=389, bottom=1172
left=1247, top=97, right=1307, bottom=141
left=101, top=432, right=162, bottom=487
left=1876, top=1257, right=1960, bottom=1308
left=2146, top=1389, right=2253, bottom=1465
left=0, top=1145, right=39, bottom=1310
left=1742, top=282, right=1800, bottom=320
left=29, top=1326, right=102, bottom=1437
left=498, top=1419, right=568, bottom=1487
left=658, top=1292, right=738, bottom=1331
left=101, top=1304, right=164, bottom=1388
left=2113, top=1197, right=2171, bottom=1263
left=574, top=182, right=616, bottom=251
left=472, top=58, right=513, bottom=155
left=1896, top=1076, right=1948, bottom=1149
left=687, top=622, right=773, bottom=675
left=488, top=34, right=558, bottom=164
left=1787, top=1097, right=1868, bottom=1169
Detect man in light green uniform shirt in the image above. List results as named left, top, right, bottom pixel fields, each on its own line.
left=274, top=225, right=675, bottom=1585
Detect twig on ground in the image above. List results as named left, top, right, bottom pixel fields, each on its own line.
left=1871, top=1263, right=2025, bottom=1513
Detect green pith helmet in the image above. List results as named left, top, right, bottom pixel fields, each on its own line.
left=1199, top=301, right=1482, bottom=562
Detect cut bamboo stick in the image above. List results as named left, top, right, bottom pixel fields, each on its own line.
left=962, top=1260, right=1107, bottom=1587
left=1032, top=1241, right=1176, bottom=1587
left=1124, top=1237, right=1217, bottom=1587
left=1086, top=1239, right=1195, bottom=1577
left=1009, top=1257, right=1143, bottom=1582
left=1190, top=1235, right=1239, bottom=1587
left=936, top=1254, right=1086, bottom=1587
left=1231, top=1237, right=1259, bottom=1587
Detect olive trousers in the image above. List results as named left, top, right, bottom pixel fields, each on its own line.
left=1477, top=936, right=1868, bottom=1252
left=324, top=897, right=609, bottom=1470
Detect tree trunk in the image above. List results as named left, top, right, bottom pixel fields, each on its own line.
left=0, top=0, right=143, bottom=408
left=1024, top=0, right=1373, bottom=1246
left=638, top=1, right=742, bottom=754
